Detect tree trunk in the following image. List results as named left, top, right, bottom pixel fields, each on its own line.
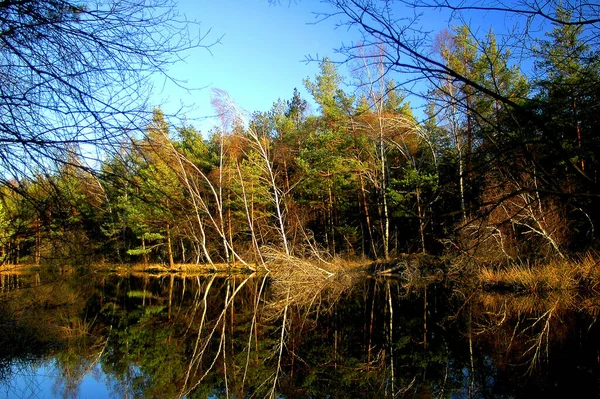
left=379, top=123, right=390, bottom=259
left=35, top=218, right=41, bottom=265
left=166, top=223, right=174, bottom=268
left=574, top=97, right=584, bottom=170
left=180, top=239, right=186, bottom=264
left=328, top=177, right=336, bottom=255
left=142, top=236, right=148, bottom=265
left=360, top=174, right=378, bottom=258
left=416, top=188, right=427, bottom=253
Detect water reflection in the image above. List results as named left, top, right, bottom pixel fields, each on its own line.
left=5, top=361, right=109, bottom=399
left=0, top=270, right=600, bottom=398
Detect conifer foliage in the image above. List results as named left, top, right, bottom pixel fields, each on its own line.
left=0, top=1, right=599, bottom=266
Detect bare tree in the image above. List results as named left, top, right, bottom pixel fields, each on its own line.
left=212, top=89, right=292, bottom=257
left=319, top=0, right=597, bottom=102
left=406, top=0, right=600, bottom=27
left=0, top=0, right=215, bottom=185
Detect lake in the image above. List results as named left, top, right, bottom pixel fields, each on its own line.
left=1, top=268, right=599, bottom=398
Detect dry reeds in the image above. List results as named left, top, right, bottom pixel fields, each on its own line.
left=479, top=262, right=575, bottom=292
left=478, top=252, right=600, bottom=292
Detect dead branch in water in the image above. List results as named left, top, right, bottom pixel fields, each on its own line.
left=263, top=247, right=356, bottom=319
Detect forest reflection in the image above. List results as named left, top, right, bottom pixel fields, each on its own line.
left=1, top=270, right=600, bottom=398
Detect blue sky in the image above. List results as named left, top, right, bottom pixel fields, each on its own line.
left=151, top=1, right=517, bottom=133
left=152, top=0, right=355, bottom=132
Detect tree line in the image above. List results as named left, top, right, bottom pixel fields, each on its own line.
left=0, top=7, right=599, bottom=268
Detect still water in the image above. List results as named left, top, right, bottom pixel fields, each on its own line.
left=1, top=269, right=600, bottom=398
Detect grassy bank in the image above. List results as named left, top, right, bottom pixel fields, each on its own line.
left=58, top=253, right=373, bottom=277
left=477, top=253, right=600, bottom=293
left=5, top=252, right=600, bottom=294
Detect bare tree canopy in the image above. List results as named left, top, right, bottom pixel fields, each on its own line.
left=321, top=0, right=599, bottom=107
left=408, top=0, right=600, bottom=26
left=0, top=0, right=212, bottom=182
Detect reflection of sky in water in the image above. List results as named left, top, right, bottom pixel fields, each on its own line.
left=3, top=360, right=110, bottom=399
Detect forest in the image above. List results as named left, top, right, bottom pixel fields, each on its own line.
left=0, top=1, right=599, bottom=276
left=5, top=2, right=600, bottom=398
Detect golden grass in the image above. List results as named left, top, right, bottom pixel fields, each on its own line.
left=89, top=262, right=257, bottom=276
left=478, top=252, right=600, bottom=292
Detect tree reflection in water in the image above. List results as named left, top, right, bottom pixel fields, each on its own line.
left=1, top=269, right=600, bottom=398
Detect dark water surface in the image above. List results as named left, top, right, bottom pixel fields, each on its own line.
left=1, top=269, right=600, bottom=398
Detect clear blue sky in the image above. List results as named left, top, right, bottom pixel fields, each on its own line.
left=152, top=1, right=514, bottom=133
left=153, top=0, right=355, bottom=132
